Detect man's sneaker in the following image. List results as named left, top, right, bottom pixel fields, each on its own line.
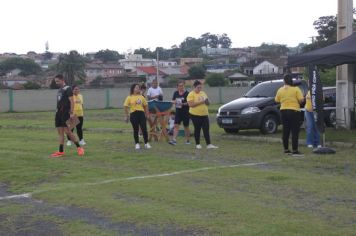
left=284, top=150, right=292, bottom=155
left=168, top=140, right=176, bottom=145
left=292, top=151, right=304, bottom=157
left=196, top=144, right=202, bottom=149
left=144, top=143, right=152, bottom=149
left=207, top=144, right=218, bottom=149
left=135, top=143, right=141, bottom=150
left=66, top=140, right=72, bottom=146
left=50, top=151, right=65, bottom=157
left=317, top=145, right=322, bottom=148
left=307, top=144, right=313, bottom=148
left=185, top=140, right=191, bottom=145
left=77, top=147, right=85, bottom=156
left=79, top=139, right=86, bottom=146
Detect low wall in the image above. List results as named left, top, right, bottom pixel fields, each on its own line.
left=0, top=87, right=250, bottom=112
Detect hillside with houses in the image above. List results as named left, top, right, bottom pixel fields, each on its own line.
left=0, top=32, right=309, bottom=90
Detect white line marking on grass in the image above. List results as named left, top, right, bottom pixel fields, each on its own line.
left=0, top=193, right=32, bottom=200
left=0, top=161, right=268, bottom=201
left=89, top=161, right=268, bottom=186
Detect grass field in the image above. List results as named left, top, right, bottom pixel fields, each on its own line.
left=0, top=109, right=356, bottom=235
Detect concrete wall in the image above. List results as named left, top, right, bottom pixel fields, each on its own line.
left=0, top=87, right=251, bottom=112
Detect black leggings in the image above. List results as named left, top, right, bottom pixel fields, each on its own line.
left=130, top=111, right=148, bottom=144
left=67, top=116, right=84, bottom=140
left=190, top=114, right=211, bottom=145
left=281, top=110, right=301, bottom=151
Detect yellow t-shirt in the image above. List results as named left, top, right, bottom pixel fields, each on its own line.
left=73, top=94, right=84, bottom=117
left=305, top=91, right=313, bottom=112
left=124, top=94, right=147, bottom=113
left=187, top=91, right=209, bottom=116
left=275, top=86, right=304, bottom=111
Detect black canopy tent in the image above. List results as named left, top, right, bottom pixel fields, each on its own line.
left=288, top=32, right=356, bottom=67
left=287, top=33, right=356, bottom=153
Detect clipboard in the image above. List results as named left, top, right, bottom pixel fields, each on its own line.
left=66, top=116, right=80, bottom=129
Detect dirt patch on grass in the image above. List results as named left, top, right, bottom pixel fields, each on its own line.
left=0, top=184, right=206, bottom=235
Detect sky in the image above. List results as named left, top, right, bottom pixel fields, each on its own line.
left=0, top=0, right=354, bottom=54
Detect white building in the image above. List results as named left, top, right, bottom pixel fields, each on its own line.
left=119, top=54, right=156, bottom=71
left=253, top=60, right=279, bottom=75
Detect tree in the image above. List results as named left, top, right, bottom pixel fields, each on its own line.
left=205, top=73, right=226, bottom=87
left=133, top=48, right=155, bottom=58
left=257, top=43, right=289, bottom=57
left=0, top=58, right=42, bottom=76
left=49, top=78, right=59, bottom=89
left=94, top=49, right=123, bottom=62
left=43, top=51, right=53, bottom=60
left=56, top=50, right=86, bottom=86
left=303, top=11, right=356, bottom=52
left=218, top=33, right=232, bottom=48
left=188, top=65, right=205, bottom=80
left=180, top=37, right=203, bottom=57
left=200, top=33, right=219, bottom=48
left=320, top=68, right=336, bottom=86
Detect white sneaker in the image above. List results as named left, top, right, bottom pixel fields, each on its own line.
left=317, top=145, right=322, bottom=148
left=207, top=144, right=218, bottom=149
left=196, top=144, right=202, bottom=149
left=135, top=143, right=140, bottom=150
left=144, top=143, right=151, bottom=149
left=79, top=139, right=86, bottom=146
left=66, top=140, right=72, bottom=146
left=307, top=145, right=313, bottom=148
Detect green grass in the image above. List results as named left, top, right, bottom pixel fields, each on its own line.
left=1, top=109, right=356, bottom=235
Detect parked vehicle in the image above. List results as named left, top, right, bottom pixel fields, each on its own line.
left=323, top=87, right=336, bottom=127
left=216, top=80, right=336, bottom=134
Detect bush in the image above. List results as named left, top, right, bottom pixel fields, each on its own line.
left=205, top=73, right=226, bottom=87
left=23, top=81, right=41, bottom=89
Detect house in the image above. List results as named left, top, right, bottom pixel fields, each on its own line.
left=158, top=60, right=178, bottom=67
left=227, top=72, right=254, bottom=87
left=201, top=47, right=231, bottom=56
left=135, top=66, right=166, bottom=84
left=242, top=59, right=280, bottom=76
left=159, top=65, right=189, bottom=80
left=0, top=75, right=33, bottom=88
left=179, top=58, right=203, bottom=66
left=119, top=54, right=156, bottom=72
left=85, top=62, right=124, bottom=79
left=205, top=64, right=240, bottom=73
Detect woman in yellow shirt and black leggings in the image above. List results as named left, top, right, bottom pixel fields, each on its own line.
left=275, top=74, right=304, bottom=157
left=124, top=83, right=151, bottom=150
left=187, top=80, right=218, bottom=150
left=67, top=85, right=86, bottom=146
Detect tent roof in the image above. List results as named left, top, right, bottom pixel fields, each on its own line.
left=288, top=32, right=356, bottom=67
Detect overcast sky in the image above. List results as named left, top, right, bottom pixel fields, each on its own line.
left=0, top=0, right=354, bottom=54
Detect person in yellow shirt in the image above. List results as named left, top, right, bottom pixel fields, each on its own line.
left=187, top=80, right=218, bottom=149
left=66, top=85, right=86, bottom=146
left=275, top=74, right=304, bottom=156
left=124, top=83, right=151, bottom=150
left=305, top=90, right=321, bottom=148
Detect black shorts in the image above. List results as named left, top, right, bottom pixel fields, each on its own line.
left=55, top=111, right=70, bottom=128
left=174, top=111, right=190, bottom=127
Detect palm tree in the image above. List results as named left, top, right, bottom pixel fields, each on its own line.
left=56, top=50, right=86, bottom=85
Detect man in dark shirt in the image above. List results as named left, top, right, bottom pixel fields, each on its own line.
left=51, top=74, right=84, bottom=157
left=169, top=81, right=190, bottom=145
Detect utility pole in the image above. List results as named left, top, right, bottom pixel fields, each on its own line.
left=156, top=49, right=159, bottom=84
left=336, top=0, right=355, bottom=129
